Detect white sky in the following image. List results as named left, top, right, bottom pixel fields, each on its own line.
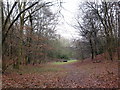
left=55, top=0, right=107, bottom=40
left=56, top=0, right=81, bottom=40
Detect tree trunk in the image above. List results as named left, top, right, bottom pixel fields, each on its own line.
left=117, top=9, right=120, bottom=60
left=94, top=31, right=98, bottom=56
left=14, top=2, right=26, bottom=69
left=107, top=36, right=113, bottom=61
left=0, top=0, right=2, bottom=73
left=26, top=12, right=33, bottom=64
left=89, top=37, right=94, bottom=60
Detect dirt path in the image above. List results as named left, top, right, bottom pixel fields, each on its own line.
left=57, top=63, right=88, bottom=88
left=2, top=60, right=119, bottom=88
left=54, top=60, right=118, bottom=88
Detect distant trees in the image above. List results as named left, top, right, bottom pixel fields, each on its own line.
left=75, top=1, right=120, bottom=61
left=74, top=39, right=91, bottom=60
left=50, top=37, right=74, bottom=60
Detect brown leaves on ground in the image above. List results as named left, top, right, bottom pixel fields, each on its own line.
left=2, top=59, right=119, bottom=88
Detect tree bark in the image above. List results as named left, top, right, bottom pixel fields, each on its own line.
left=117, top=4, right=120, bottom=60
left=89, top=36, right=94, bottom=60
left=0, top=0, right=2, bottom=74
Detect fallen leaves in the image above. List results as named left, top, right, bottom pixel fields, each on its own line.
left=2, top=60, right=119, bottom=88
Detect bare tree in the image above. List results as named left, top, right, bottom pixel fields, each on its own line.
left=74, top=0, right=120, bottom=61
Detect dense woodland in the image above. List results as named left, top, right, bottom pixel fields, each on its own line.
left=1, top=0, right=120, bottom=72
left=1, top=0, right=74, bottom=72
left=1, top=0, right=120, bottom=88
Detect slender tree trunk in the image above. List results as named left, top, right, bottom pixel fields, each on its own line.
left=26, top=13, right=33, bottom=64
left=89, top=37, right=94, bottom=60
left=94, top=31, right=98, bottom=57
left=107, top=36, right=113, bottom=61
left=0, top=0, right=2, bottom=74
left=117, top=9, right=120, bottom=60
left=14, top=2, right=26, bottom=69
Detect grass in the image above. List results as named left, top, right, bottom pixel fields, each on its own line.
left=5, top=60, right=78, bottom=74
left=6, top=64, right=64, bottom=74
left=19, top=65, right=64, bottom=74
left=20, top=60, right=78, bottom=74
left=51, top=60, right=78, bottom=65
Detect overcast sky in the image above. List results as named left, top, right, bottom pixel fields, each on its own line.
left=55, top=0, right=104, bottom=40
left=56, top=0, right=82, bottom=40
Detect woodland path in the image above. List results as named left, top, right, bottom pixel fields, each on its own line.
left=2, top=60, right=118, bottom=88
left=53, top=60, right=118, bottom=88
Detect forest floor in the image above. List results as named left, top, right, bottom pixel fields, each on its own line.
left=2, top=58, right=119, bottom=88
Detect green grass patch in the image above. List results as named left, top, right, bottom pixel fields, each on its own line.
left=5, top=64, right=64, bottom=74
left=5, top=60, right=78, bottom=74
left=19, top=65, right=63, bottom=74
left=51, top=60, right=78, bottom=65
